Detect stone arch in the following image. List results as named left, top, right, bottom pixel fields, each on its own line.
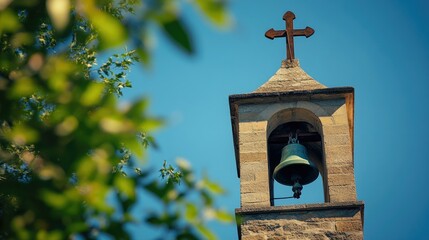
left=266, top=106, right=324, bottom=137
left=266, top=107, right=328, bottom=204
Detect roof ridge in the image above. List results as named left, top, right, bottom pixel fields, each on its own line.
left=254, top=60, right=326, bottom=93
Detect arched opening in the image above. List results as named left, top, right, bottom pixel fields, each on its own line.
left=267, top=108, right=326, bottom=206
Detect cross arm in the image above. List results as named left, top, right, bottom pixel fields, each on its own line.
left=293, top=27, right=315, bottom=38
left=265, top=28, right=286, bottom=40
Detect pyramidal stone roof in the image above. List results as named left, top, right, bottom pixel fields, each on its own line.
left=254, top=59, right=326, bottom=93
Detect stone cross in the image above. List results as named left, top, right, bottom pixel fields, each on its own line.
left=265, top=11, right=314, bottom=61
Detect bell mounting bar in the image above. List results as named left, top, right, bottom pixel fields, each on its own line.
left=268, top=132, right=321, bottom=144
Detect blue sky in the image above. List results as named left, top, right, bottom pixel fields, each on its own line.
left=125, top=1, right=429, bottom=239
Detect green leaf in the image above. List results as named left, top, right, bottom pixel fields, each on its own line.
left=76, top=156, right=96, bottom=181
left=196, top=224, right=216, bottom=240
left=9, top=76, right=36, bottom=98
left=114, top=176, right=136, bottom=199
left=41, top=190, right=68, bottom=209
left=214, top=209, right=234, bottom=223
left=136, top=46, right=150, bottom=66
left=201, top=177, right=224, bottom=194
left=185, top=203, right=198, bottom=222
left=0, top=9, right=21, bottom=34
left=201, top=190, right=213, bottom=206
left=84, top=182, right=114, bottom=213
left=194, top=0, right=230, bottom=26
left=139, top=118, right=163, bottom=132
left=87, top=8, right=127, bottom=49
left=126, top=98, right=148, bottom=118
left=161, top=19, right=193, bottom=54
left=67, top=222, right=88, bottom=234
left=123, top=137, right=144, bottom=158
left=5, top=124, right=39, bottom=145
left=36, top=230, right=63, bottom=240
left=80, top=82, right=104, bottom=106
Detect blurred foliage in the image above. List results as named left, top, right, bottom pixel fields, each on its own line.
left=0, top=0, right=232, bottom=239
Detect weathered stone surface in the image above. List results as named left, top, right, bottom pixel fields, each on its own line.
left=241, top=183, right=266, bottom=195
left=239, top=141, right=267, bottom=152
left=324, top=145, right=353, bottom=164
left=328, top=174, right=355, bottom=186
left=239, top=121, right=267, bottom=132
left=241, top=163, right=268, bottom=182
left=240, top=152, right=267, bottom=163
left=254, top=60, right=326, bottom=93
left=319, top=116, right=335, bottom=126
left=335, top=221, right=363, bottom=231
left=326, top=165, right=354, bottom=175
left=242, top=234, right=266, bottom=240
left=322, top=124, right=350, bottom=137
left=323, top=134, right=351, bottom=146
left=328, top=185, right=357, bottom=202
left=241, top=171, right=256, bottom=181
left=332, top=114, right=349, bottom=125
left=237, top=202, right=363, bottom=239
left=241, top=192, right=270, bottom=207
left=240, top=157, right=270, bottom=206
left=239, top=131, right=267, bottom=144
left=325, top=231, right=363, bottom=240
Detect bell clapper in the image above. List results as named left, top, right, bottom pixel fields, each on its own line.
left=292, top=179, right=303, bottom=199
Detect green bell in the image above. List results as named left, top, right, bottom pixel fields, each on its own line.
left=273, top=143, right=319, bottom=186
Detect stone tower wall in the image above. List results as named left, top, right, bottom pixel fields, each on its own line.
left=237, top=98, right=356, bottom=207
left=237, top=202, right=364, bottom=240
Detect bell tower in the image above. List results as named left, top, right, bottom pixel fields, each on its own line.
left=229, top=11, right=364, bottom=239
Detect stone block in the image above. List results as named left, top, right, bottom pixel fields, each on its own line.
left=328, top=174, right=355, bottom=187
left=306, top=221, right=336, bottom=231
left=239, top=131, right=267, bottom=144
left=242, top=235, right=266, bottom=240
left=329, top=185, right=357, bottom=202
left=246, top=220, right=282, bottom=233
left=321, top=124, right=349, bottom=137
left=324, top=145, right=353, bottom=164
left=241, top=171, right=256, bottom=181
left=255, top=172, right=269, bottom=182
left=335, top=221, right=362, bottom=232
left=332, top=104, right=347, bottom=116
left=240, top=141, right=267, bottom=153
left=323, top=134, right=351, bottom=146
left=240, top=152, right=267, bottom=163
left=326, top=165, right=354, bottom=175
left=241, top=162, right=268, bottom=174
left=241, top=170, right=268, bottom=184
left=241, top=192, right=270, bottom=207
left=241, top=181, right=269, bottom=194
left=282, top=220, right=308, bottom=232
left=325, top=231, right=363, bottom=240
left=264, top=103, right=294, bottom=118
left=239, top=121, right=267, bottom=133
left=319, top=116, right=335, bottom=126
left=296, top=101, right=327, bottom=116
left=333, top=114, right=349, bottom=125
